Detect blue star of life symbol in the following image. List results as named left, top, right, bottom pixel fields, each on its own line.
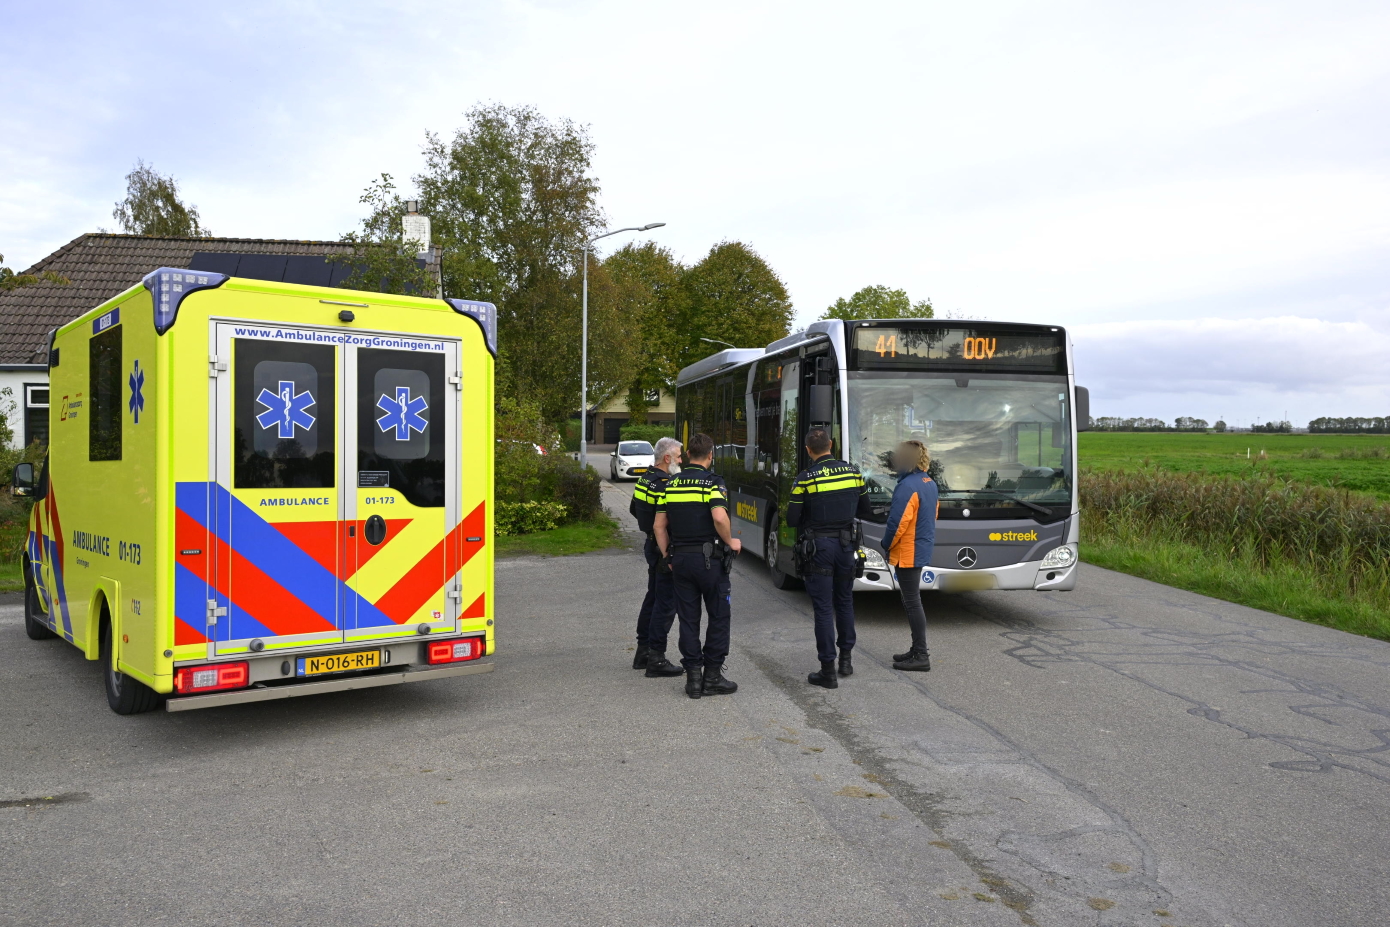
left=127, top=359, right=145, bottom=424
left=376, top=386, right=429, bottom=441
left=255, top=380, right=316, bottom=439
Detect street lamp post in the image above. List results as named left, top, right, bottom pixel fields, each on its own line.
left=580, top=222, right=666, bottom=471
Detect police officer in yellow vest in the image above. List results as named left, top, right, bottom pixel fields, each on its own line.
left=786, top=427, right=874, bottom=688
left=628, top=436, right=684, bottom=677
left=653, top=432, right=740, bottom=700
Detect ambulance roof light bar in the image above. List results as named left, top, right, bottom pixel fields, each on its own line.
left=143, top=267, right=229, bottom=335
left=445, top=298, right=498, bottom=357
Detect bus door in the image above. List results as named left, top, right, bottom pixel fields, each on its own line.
left=206, top=324, right=344, bottom=655
left=774, top=359, right=800, bottom=576
left=341, top=342, right=462, bottom=642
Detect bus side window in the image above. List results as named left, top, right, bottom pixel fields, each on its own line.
left=89, top=324, right=123, bottom=461
left=754, top=359, right=781, bottom=473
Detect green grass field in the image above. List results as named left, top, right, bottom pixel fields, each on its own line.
left=496, top=515, right=623, bottom=558
left=1077, top=432, right=1390, bottom=640
left=0, top=561, right=23, bottom=594
left=1079, top=432, right=1390, bottom=499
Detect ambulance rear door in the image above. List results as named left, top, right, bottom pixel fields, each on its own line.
left=205, top=323, right=346, bottom=655
left=341, top=338, right=463, bottom=642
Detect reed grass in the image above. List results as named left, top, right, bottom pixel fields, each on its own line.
left=1081, top=467, right=1390, bottom=640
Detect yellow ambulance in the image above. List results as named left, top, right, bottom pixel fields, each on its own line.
left=13, top=268, right=496, bottom=713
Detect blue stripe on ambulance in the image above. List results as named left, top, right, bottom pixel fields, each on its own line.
left=175, top=482, right=396, bottom=632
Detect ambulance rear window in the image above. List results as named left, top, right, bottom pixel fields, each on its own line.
left=234, top=340, right=336, bottom=488
left=357, top=348, right=445, bottom=508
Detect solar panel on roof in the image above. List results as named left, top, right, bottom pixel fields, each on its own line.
left=328, top=261, right=357, bottom=287
left=283, top=255, right=334, bottom=287
left=189, top=253, right=241, bottom=276
left=234, top=254, right=289, bottom=282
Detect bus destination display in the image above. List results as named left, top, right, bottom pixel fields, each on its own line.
left=851, top=325, right=1065, bottom=373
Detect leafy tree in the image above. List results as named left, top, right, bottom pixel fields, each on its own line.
left=602, top=242, right=685, bottom=422
left=1173, top=417, right=1209, bottom=431
left=820, top=284, right=932, bottom=321
left=112, top=160, right=209, bottom=237
left=1213, top=420, right=1228, bottom=433
left=351, top=104, right=627, bottom=424
left=331, top=174, right=438, bottom=296
left=676, top=241, right=792, bottom=371
left=0, top=254, right=68, bottom=292
left=1308, top=416, right=1389, bottom=434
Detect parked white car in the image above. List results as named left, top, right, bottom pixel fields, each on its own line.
left=610, top=440, right=656, bottom=481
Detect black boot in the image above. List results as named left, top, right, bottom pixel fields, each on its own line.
left=893, top=649, right=931, bottom=672
left=838, top=651, right=853, bottom=677
left=808, top=661, right=838, bottom=689
left=632, top=645, right=650, bottom=670
left=892, top=645, right=916, bottom=662
left=685, top=667, right=703, bottom=699
left=644, top=652, right=684, bottom=677
left=702, top=663, right=738, bottom=696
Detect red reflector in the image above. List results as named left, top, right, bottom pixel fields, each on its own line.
left=426, top=638, right=484, bottom=664
left=174, top=661, right=249, bottom=694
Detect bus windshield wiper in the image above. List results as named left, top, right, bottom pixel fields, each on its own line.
left=954, top=488, right=1053, bottom=516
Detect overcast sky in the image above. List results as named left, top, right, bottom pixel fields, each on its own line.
left=2, top=0, right=1386, bottom=426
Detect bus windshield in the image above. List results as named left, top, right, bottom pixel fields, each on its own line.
left=846, top=373, right=1072, bottom=518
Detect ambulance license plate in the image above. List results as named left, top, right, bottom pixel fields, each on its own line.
left=297, top=650, right=381, bottom=677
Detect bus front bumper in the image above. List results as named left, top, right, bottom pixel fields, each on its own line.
left=854, top=559, right=1076, bottom=593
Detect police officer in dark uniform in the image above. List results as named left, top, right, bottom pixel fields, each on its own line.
left=628, top=436, right=684, bottom=678
left=653, top=432, right=741, bottom=700
left=786, top=427, right=874, bottom=689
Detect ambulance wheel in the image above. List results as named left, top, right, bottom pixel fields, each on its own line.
left=100, top=615, right=162, bottom=715
left=765, top=517, right=802, bottom=591
left=23, top=578, right=56, bottom=641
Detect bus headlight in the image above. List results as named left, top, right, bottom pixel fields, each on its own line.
left=861, top=547, right=888, bottom=570
left=1040, top=545, right=1076, bottom=569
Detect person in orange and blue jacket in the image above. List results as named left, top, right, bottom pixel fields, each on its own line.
left=880, top=439, right=938, bottom=671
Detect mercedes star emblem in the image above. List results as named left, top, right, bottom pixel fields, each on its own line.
left=957, top=547, right=978, bottom=568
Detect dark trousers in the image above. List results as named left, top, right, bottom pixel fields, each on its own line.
left=671, top=551, right=732, bottom=669
left=636, top=537, right=677, bottom=653
left=804, top=537, right=857, bottom=664
left=894, top=566, right=929, bottom=652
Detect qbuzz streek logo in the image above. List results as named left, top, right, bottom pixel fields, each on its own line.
left=988, top=530, right=1039, bottom=542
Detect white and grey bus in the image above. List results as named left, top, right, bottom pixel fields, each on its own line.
left=673, top=319, right=1089, bottom=595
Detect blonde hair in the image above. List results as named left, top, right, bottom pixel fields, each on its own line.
left=896, top=439, right=931, bottom=472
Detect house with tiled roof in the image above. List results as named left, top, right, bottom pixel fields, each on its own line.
left=0, top=233, right=359, bottom=448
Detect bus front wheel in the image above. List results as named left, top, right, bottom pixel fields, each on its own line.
left=765, top=517, right=803, bottom=591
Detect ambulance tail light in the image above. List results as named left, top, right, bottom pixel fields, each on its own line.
left=426, top=638, right=485, bottom=665
left=174, top=661, right=249, bottom=694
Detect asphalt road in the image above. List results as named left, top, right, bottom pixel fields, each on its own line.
left=3, top=479, right=1389, bottom=927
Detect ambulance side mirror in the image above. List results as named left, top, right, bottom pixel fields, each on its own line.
left=11, top=463, right=35, bottom=497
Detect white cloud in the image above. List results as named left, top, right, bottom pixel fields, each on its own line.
left=1073, top=316, right=1390, bottom=424
left=1, top=0, right=1388, bottom=426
